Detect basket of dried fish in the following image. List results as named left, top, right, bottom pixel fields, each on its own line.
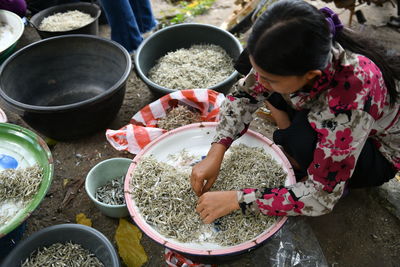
left=134, top=23, right=242, bottom=95
left=85, top=158, right=131, bottom=218
left=0, top=223, right=120, bottom=267
left=29, top=2, right=101, bottom=39
left=0, top=123, right=53, bottom=240
left=106, top=89, right=225, bottom=154
left=124, top=122, right=296, bottom=260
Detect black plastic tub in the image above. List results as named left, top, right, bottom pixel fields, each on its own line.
left=30, top=2, right=101, bottom=39
left=134, top=23, right=243, bottom=96
left=0, top=224, right=120, bottom=267
left=0, top=35, right=131, bottom=141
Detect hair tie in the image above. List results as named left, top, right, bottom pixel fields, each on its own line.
left=319, top=7, right=343, bottom=37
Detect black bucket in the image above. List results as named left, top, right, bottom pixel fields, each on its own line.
left=30, top=2, right=101, bottom=39
left=0, top=35, right=131, bottom=141
left=0, top=224, right=120, bottom=267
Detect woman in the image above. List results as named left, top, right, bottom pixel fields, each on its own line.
left=191, top=0, right=400, bottom=223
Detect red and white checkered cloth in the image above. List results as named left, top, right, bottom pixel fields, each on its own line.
left=165, top=248, right=217, bottom=267
left=106, top=89, right=225, bottom=154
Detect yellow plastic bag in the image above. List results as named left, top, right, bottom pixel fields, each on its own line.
left=76, top=213, right=92, bottom=227
left=115, top=218, right=148, bottom=267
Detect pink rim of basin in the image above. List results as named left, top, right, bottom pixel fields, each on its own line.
left=124, top=122, right=296, bottom=256
left=0, top=108, right=7, bottom=122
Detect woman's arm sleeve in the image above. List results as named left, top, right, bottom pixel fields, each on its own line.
left=237, top=109, right=376, bottom=216
left=213, top=70, right=271, bottom=148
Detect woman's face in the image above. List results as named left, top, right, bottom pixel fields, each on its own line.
left=250, top=56, right=321, bottom=94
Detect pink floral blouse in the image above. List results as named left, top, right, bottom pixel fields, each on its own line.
left=214, top=42, right=400, bottom=216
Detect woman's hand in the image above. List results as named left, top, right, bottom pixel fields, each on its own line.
left=265, top=101, right=290, bottom=129
left=196, top=191, right=240, bottom=224
left=191, top=143, right=226, bottom=197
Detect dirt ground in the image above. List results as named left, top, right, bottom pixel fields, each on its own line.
left=2, top=0, right=400, bottom=266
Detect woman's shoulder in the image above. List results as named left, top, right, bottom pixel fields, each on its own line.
left=321, top=44, right=388, bottom=115
left=332, top=43, right=383, bottom=81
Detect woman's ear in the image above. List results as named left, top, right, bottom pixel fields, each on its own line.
left=305, top=70, right=322, bottom=81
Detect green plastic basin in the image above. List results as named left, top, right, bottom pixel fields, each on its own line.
left=0, top=123, right=53, bottom=237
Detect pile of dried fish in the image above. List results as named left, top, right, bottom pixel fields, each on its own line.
left=22, top=242, right=104, bottom=267
left=39, top=10, right=94, bottom=32
left=95, top=176, right=125, bottom=205
left=0, top=165, right=43, bottom=225
left=0, top=165, right=43, bottom=201
left=157, top=105, right=202, bottom=131
left=130, top=156, right=199, bottom=242
left=148, top=44, right=234, bottom=90
left=0, top=22, right=13, bottom=50
left=129, top=144, right=286, bottom=246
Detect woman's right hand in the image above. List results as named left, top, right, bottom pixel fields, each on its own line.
left=191, top=143, right=227, bottom=197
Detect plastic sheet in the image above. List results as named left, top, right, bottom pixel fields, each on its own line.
left=164, top=217, right=327, bottom=267
left=250, top=217, right=328, bottom=267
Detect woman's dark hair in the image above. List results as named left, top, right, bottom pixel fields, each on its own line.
left=247, top=0, right=399, bottom=104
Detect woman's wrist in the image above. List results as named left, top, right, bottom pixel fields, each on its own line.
left=208, top=143, right=227, bottom=164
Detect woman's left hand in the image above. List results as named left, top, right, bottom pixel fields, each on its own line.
left=196, top=191, right=240, bottom=224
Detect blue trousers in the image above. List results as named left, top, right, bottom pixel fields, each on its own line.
left=99, top=0, right=157, bottom=53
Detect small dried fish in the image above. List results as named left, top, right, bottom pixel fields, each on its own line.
left=129, top=144, right=286, bottom=246
left=95, top=176, right=125, bottom=205
left=1, top=165, right=43, bottom=224
left=148, top=44, right=234, bottom=90
left=21, top=242, right=104, bottom=267
left=0, top=165, right=43, bottom=202
left=157, top=105, right=202, bottom=131
left=39, top=10, right=94, bottom=32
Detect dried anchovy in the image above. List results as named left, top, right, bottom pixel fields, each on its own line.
left=148, top=44, right=235, bottom=90
left=0, top=22, right=13, bottom=50
left=95, top=176, right=125, bottom=205
left=22, top=242, right=104, bottom=267
left=130, top=157, right=200, bottom=242
left=211, top=144, right=286, bottom=245
left=0, top=165, right=43, bottom=201
left=39, top=10, right=94, bottom=32
left=129, top=144, right=286, bottom=246
left=157, top=105, right=202, bottom=131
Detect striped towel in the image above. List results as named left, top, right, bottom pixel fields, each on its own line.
left=106, top=89, right=225, bottom=154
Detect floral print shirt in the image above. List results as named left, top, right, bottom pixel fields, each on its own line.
left=213, top=42, right=400, bottom=216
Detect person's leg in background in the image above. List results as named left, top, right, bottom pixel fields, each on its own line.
left=99, top=0, right=143, bottom=53
left=0, top=0, right=27, bottom=17
left=129, top=0, right=157, bottom=34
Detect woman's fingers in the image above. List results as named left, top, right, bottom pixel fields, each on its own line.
left=195, top=191, right=239, bottom=224
left=201, top=178, right=214, bottom=194
left=191, top=174, right=204, bottom=197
